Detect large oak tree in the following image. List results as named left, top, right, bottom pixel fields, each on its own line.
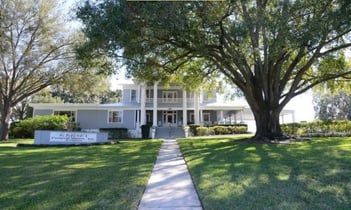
left=77, top=0, right=351, bottom=140
left=0, top=0, right=77, bottom=140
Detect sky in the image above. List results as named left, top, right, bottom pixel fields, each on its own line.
left=285, top=91, right=315, bottom=122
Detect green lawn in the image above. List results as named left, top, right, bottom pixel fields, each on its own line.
left=0, top=139, right=162, bottom=210
left=178, top=137, right=351, bottom=210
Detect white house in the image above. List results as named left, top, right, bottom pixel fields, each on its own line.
left=30, top=80, right=295, bottom=138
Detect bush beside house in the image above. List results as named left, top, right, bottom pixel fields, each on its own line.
left=10, top=115, right=131, bottom=139
left=10, top=115, right=71, bottom=138
left=188, top=124, right=248, bottom=136
left=282, top=120, right=351, bottom=137
left=100, top=128, right=128, bottom=139
left=140, top=124, right=150, bottom=139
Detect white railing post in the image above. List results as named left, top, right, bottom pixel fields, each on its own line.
left=153, top=81, right=159, bottom=127
left=194, top=91, right=200, bottom=124
left=140, top=82, right=146, bottom=125
left=183, top=89, right=187, bottom=126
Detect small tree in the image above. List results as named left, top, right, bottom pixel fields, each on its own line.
left=50, top=71, right=111, bottom=103
left=11, top=89, right=64, bottom=122
left=313, top=91, right=351, bottom=121
left=313, top=53, right=351, bottom=120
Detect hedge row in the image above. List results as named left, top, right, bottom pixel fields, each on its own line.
left=10, top=115, right=130, bottom=139
left=189, top=124, right=248, bottom=136
left=100, top=128, right=128, bottom=139
left=10, top=115, right=72, bottom=138
left=281, top=120, right=351, bottom=136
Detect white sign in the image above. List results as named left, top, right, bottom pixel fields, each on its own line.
left=49, top=132, right=97, bottom=143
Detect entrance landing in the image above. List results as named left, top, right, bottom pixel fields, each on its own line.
left=155, top=127, right=185, bottom=139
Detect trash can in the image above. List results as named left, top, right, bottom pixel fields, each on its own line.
left=141, top=124, right=150, bottom=139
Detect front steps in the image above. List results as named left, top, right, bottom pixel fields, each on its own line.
left=155, top=126, right=185, bottom=139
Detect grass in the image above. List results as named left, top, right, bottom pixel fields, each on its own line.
left=0, top=138, right=162, bottom=210
left=178, top=136, right=351, bottom=210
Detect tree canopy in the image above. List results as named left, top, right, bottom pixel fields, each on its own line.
left=77, top=0, right=351, bottom=140
left=0, top=0, right=77, bottom=140
left=312, top=52, right=351, bottom=121
left=50, top=71, right=120, bottom=103
left=313, top=91, right=351, bottom=121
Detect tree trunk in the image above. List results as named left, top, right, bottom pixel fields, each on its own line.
left=251, top=107, right=284, bottom=141
left=0, top=105, right=12, bottom=141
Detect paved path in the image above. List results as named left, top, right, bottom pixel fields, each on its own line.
left=138, top=139, right=203, bottom=210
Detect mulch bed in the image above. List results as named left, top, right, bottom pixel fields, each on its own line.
left=234, top=137, right=311, bottom=144
left=16, top=140, right=120, bottom=147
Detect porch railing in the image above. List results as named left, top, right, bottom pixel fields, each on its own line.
left=145, top=98, right=193, bottom=108
left=145, top=97, right=215, bottom=108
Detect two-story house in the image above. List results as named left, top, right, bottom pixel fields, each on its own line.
left=30, top=80, right=295, bottom=138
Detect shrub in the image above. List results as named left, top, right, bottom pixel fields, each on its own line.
left=189, top=125, right=201, bottom=136
left=212, top=126, right=229, bottom=135
left=227, top=126, right=235, bottom=134
left=100, top=128, right=128, bottom=139
left=281, top=120, right=351, bottom=136
left=281, top=123, right=300, bottom=135
left=11, top=115, right=70, bottom=138
left=208, top=127, right=216, bottom=135
left=140, top=124, right=150, bottom=139
left=196, top=127, right=209, bottom=136
left=235, top=126, right=248, bottom=134
left=10, top=126, right=27, bottom=138
left=190, top=125, right=248, bottom=136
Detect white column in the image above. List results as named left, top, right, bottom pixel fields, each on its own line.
left=152, top=81, right=159, bottom=127
left=292, top=110, right=296, bottom=123
left=199, top=88, right=203, bottom=103
left=136, top=110, right=140, bottom=128
left=140, top=83, right=146, bottom=125
left=137, top=86, right=141, bottom=103
left=182, top=89, right=187, bottom=126
left=194, top=91, right=200, bottom=125
left=200, top=109, right=203, bottom=125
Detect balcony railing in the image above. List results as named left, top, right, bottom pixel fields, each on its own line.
left=144, top=98, right=192, bottom=108
left=143, top=98, right=213, bottom=108
left=125, top=97, right=216, bottom=108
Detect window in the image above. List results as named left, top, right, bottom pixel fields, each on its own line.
left=131, top=89, right=137, bottom=102
left=108, top=111, right=123, bottom=123
left=146, top=112, right=151, bottom=123
left=203, top=93, right=209, bottom=102
left=162, top=91, right=177, bottom=103
left=189, top=113, right=194, bottom=123
left=54, top=111, right=76, bottom=122
left=163, top=111, right=177, bottom=124
left=146, top=88, right=153, bottom=99
left=203, top=113, right=210, bottom=122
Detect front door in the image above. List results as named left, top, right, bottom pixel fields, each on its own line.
left=163, top=111, right=177, bottom=126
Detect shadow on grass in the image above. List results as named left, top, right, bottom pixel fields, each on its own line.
left=178, top=137, right=351, bottom=209
left=0, top=140, right=162, bottom=210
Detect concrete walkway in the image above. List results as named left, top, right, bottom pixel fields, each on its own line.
left=138, top=139, right=203, bottom=210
